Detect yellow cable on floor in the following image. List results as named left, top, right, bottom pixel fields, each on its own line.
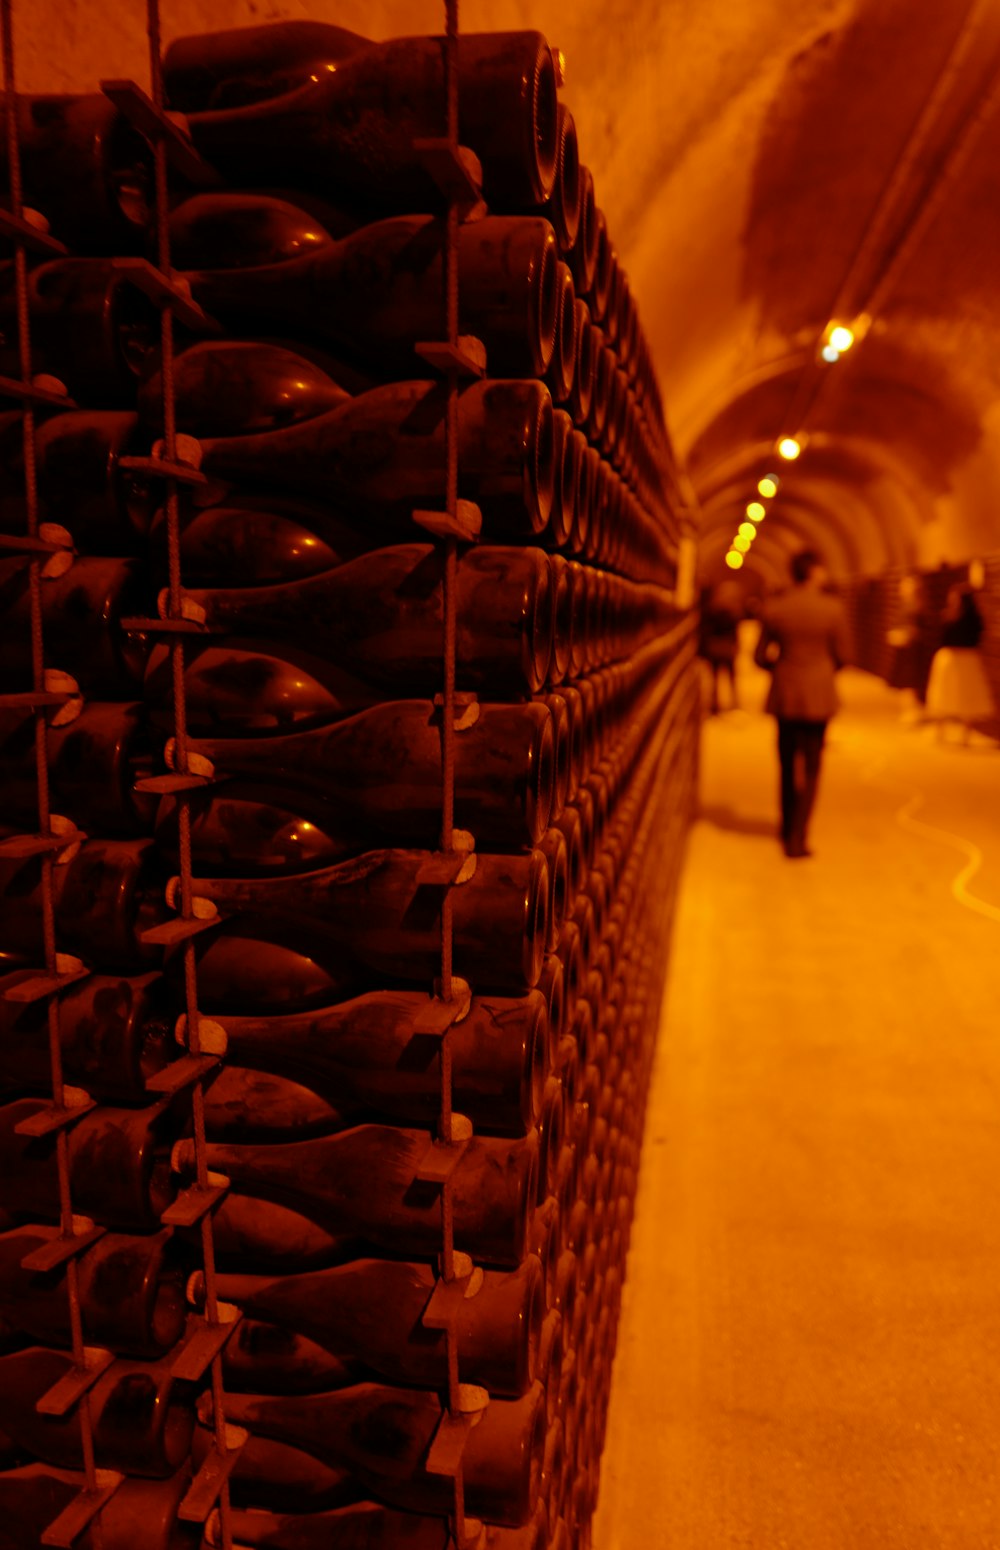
left=895, top=792, right=1000, bottom=924
left=856, top=750, right=1000, bottom=926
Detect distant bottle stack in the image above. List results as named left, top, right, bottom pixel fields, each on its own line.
left=0, top=17, right=699, bottom=1550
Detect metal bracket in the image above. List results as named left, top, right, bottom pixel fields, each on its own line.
left=425, top=1388, right=490, bottom=1477
left=415, top=832, right=477, bottom=886
left=169, top=1304, right=241, bottom=1383
left=40, top=1471, right=124, bottom=1550
left=161, top=1172, right=230, bottom=1229
left=412, top=978, right=473, bottom=1037
left=432, top=692, right=481, bottom=730
left=3, top=955, right=90, bottom=1004
left=413, top=500, right=483, bottom=542
left=415, top=337, right=487, bottom=379
left=135, top=771, right=215, bottom=795
left=0, top=207, right=68, bottom=257
left=176, top=1424, right=248, bottom=1523
left=36, top=1346, right=115, bottom=1417
left=112, top=257, right=219, bottom=333
left=422, top=1259, right=485, bottom=1330
left=118, top=454, right=207, bottom=487
left=415, top=1113, right=474, bottom=1184
left=20, top=1218, right=106, bottom=1273
left=101, top=79, right=222, bottom=188
left=140, top=913, right=221, bottom=949
left=146, top=1051, right=220, bottom=1097
left=14, top=1087, right=96, bottom=1137
left=0, top=373, right=76, bottom=409
left=412, top=139, right=484, bottom=208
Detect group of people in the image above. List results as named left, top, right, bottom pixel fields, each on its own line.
left=698, top=553, right=994, bottom=861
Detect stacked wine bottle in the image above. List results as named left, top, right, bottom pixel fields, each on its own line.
left=0, top=16, right=699, bottom=1550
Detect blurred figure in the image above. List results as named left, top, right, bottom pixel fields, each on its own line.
left=887, top=572, right=937, bottom=721
left=925, top=578, right=993, bottom=742
left=699, top=578, right=743, bottom=714
left=754, top=550, right=851, bottom=859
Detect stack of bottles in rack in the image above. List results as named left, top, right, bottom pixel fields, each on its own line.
left=0, top=22, right=699, bottom=1550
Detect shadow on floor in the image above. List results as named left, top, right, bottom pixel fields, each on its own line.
left=698, top=802, right=777, bottom=838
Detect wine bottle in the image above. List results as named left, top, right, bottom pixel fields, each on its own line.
left=531, top=105, right=580, bottom=255
left=171, top=30, right=558, bottom=208
left=172, top=1124, right=538, bottom=1268
left=0, top=1098, right=177, bottom=1231
left=0, top=1226, right=186, bottom=1358
left=189, top=1252, right=543, bottom=1397
left=0, top=839, right=164, bottom=972
left=148, top=495, right=370, bottom=585
left=176, top=915, right=369, bottom=1016
left=0, top=1463, right=192, bottom=1550
left=482, top=1504, right=549, bottom=1550
left=568, top=303, right=596, bottom=431
left=198, top=987, right=548, bottom=1137
left=187, top=845, right=550, bottom=992
left=0, top=1347, right=193, bottom=1477
left=177, top=543, right=554, bottom=697
left=139, top=340, right=349, bottom=437
left=0, top=556, right=150, bottom=696
left=192, top=379, right=555, bottom=540
left=204, top=1190, right=372, bottom=1270
left=567, top=166, right=598, bottom=297
left=544, top=261, right=578, bottom=406
left=28, top=411, right=153, bottom=553
left=200, top=1378, right=546, bottom=1526
left=0, top=968, right=174, bottom=1103
left=205, top=1500, right=454, bottom=1550
left=144, top=640, right=382, bottom=737
left=193, top=1422, right=361, bottom=1510
left=0, top=93, right=153, bottom=254
left=0, top=701, right=156, bottom=838
left=180, top=215, right=560, bottom=381
left=537, top=828, right=569, bottom=951
left=161, top=696, right=555, bottom=850
left=221, top=1317, right=360, bottom=1395
left=0, top=259, right=159, bottom=405
left=164, top=22, right=369, bottom=111
left=168, top=191, right=336, bottom=269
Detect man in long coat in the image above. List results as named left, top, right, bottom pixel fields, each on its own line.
left=755, top=550, right=851, bottom=858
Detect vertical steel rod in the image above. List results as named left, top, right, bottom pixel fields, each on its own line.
left=144, top=2, right=234, bottom=1543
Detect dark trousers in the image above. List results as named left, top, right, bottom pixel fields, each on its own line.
left=777, top=719, right=827, bottom=853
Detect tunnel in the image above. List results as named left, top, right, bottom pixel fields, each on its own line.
left=0, top=2, right=998, bottom=1548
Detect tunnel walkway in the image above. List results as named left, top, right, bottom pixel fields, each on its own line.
left=594, top=666, right=1000, bottom=1550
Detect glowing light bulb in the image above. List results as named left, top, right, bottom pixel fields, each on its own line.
left=758, top=476, right=779, bottom=498
left=725, top=550, right=744, bottom=570
left=828, top=324, right=854, bottom=353
left=821, top=345, right=840, bottom=363
left=738, top=522, right=757, bottom=540
left=777, top=437, right=801, bottom=461
left=746, top=501, right=766, bottom=521
left=733, top=534, right=750, bottom=553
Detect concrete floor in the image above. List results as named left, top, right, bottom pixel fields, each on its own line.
left=594, top=666, right=1000, bottom=1550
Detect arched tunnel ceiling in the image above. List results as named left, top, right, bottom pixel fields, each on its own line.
left=18, top=0, right=1000, bottom=581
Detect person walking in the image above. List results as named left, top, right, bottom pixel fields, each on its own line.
left=754, top=550, right=851, bottom=859
left=698, top=578, right=743, bottom=713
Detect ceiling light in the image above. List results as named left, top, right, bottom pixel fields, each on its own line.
left=757, top=476, right=779, bottom=498
left=777, top=437, right=801, bottom=461
left=738, top=522, right=757, bottom=540
left=733, top=534, right=750, bottom=553
left=821, top=344, right=840, bottom=363
left=725, top=550, right=744, bottom=570
left=746, top=501, right=766, bottom=521
left=828, top=324, right=855, bottom=353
